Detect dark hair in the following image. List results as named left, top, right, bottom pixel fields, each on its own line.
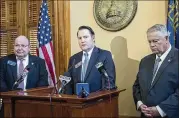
left=77, top=25, right=95, bottom=36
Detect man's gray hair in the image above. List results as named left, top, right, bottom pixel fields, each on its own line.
left=147, top=24, right=170, bottom=37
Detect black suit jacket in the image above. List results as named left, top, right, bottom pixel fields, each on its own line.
left=133, top=47, right=179, bottom=118
left=0, top=54, right=49, bottom=92
left=64, top=47, right=116, bottom=94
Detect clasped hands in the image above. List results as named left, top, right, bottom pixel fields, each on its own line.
left=139, top=104, right=160, bottom=117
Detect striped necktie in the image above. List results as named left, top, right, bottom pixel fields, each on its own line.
left=18, top=59, right=25, bottom=89
left=81, top=53, right=89, bottom=82
left=151, top=57, right=161, bottom=84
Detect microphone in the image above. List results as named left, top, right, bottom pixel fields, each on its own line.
left=95, top=62, right=109, bottom=78
left=12, top=66, right=30, bottom=90
left=51, top=59, right=76, bottom=94
left=96, top=62, right=115, bottom=90
left=58, top=72, right=71, bottom=94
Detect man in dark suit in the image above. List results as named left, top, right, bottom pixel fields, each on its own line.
left=64, top=26, right=116, bottom=95
left=133, top=24, right=179, bottom=118
left=0, top=35, right=49, bottom=92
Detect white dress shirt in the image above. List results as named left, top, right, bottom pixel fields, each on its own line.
left=16, top=55, right=29, bottom=90
left=137, top=45, right=172, bottom=117
left=81, top=47, right=94, bottom=81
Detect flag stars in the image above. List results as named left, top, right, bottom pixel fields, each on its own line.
left=38, top=1, right=52, bottom=46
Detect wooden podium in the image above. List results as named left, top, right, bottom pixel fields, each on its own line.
left=1, top=87, right=124, bottom=117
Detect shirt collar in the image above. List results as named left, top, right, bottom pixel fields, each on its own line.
left=156, top=44, right=171, bottom=61
left=83, top=47, right=94, bottom=58
left=16, top=55, right=29, bottom=61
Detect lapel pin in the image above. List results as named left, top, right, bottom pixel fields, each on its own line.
left=168, top=59, right=171, bottom=62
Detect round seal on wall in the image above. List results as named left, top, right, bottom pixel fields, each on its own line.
left=93, top=0, right=138, bottom=32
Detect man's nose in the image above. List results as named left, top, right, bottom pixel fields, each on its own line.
left=150, top=42, right=155, bottom=47
left=81, top=38, right=86, bottom=42
left=17, top=46, right=23, bottom=50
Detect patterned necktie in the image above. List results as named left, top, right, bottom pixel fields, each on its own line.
left=151, top=57, right=161, bottom=84
left=81, top=53, right=89, bottom=82
left=18, top=59, right=24, bottom=89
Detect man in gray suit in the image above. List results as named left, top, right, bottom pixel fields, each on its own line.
left=133, top=24, right=179, bottom=118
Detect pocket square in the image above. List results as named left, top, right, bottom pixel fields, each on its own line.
left=7, top=60, right=16, bottom=66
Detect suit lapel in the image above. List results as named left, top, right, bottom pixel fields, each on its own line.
left=84, top=47, right=99, bottom=82
left=146, top=55, right=156, bottom=91
left=26, top=55, right=35, bottom=87
left=75, top=52, right=83, bottom=83
left=8, top=55, right=18, bottom=81
left=150, top=48, right=175, bottom=90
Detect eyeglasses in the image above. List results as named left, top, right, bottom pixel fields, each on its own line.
left=14, top=44, right=29, bottom=48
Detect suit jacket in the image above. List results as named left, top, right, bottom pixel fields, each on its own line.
left=133, top=47, right=179, bottom=118
left=0, top=54, right=49, bottom=92
left=64, top=47, right=116, bottom=95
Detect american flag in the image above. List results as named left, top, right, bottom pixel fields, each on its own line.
left=37, top=0, right=56, bottom=86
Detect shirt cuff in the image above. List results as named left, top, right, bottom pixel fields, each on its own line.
left=156, top=105, right=166, bottom=117
left=137, top=101, right=143, bottom=110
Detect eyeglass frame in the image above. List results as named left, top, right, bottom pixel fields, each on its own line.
left=14, top=44, right=29, bottom=48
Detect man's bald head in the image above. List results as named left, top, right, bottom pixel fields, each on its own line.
left=14, top=35, right=31, bottom=59
left=15, top=35, right=30, bottom=45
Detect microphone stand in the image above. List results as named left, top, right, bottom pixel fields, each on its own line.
left=12, top=76, right=24, bottom=91
left=49, top=80, right=61, bottom=118
left=50, top=80, right=60, bottom=95
left=101, top=70, right=111, bottom=91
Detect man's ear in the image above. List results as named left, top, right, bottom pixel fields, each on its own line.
left=165, top=36, right=169, bottom=41
left=92, top=35, right=95, bottom=42
left=28, top=45, right=31, bottom=51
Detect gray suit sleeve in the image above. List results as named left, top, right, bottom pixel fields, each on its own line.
left=133, top=59, right=143, bottom=107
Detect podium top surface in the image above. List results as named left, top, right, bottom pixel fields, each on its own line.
left=1, top=87, right=125, bottom=103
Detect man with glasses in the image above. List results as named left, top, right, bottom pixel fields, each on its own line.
left=133, top=24, right=179, bottom=118
left=0, top=35, right=49, bottom=92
